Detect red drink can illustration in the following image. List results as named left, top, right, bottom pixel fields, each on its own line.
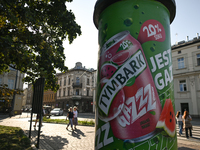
left=98, top=31, right=162, bottom=140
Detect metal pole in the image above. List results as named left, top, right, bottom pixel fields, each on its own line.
left=29, top=111, right=33, bottom=138
left=37, top=107, right=43, bottom=149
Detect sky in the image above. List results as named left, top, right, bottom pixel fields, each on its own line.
left=63, top=0, right=200, bottom=70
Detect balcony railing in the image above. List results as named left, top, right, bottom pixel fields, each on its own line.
left=72, top=95, right=81, bottom=99
left=72, top=83, right=82, bottom=88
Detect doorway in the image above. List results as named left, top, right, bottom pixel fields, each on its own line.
left=181, top=103, right=189, bottom=115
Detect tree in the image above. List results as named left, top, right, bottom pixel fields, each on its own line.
left=0, top=0, right=81, bottom=91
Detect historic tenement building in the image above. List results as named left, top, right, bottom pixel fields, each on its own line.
left=172, top=34, right=200, bottom=117
left=0, top=67, right=24, bottom=114
left=43, top=90, right=56, bottom=108
left=56, top=62, right=97, bottom=113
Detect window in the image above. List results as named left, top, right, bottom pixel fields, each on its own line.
left=87, top=78, right=89, bottom=85
left=68, top=88, right=70, bottom=96
left=178, top=57, right=185, bottom=69
left=87, top=89, right=89, bottom=96
left=197, top=54, right=200, bottom=66
left=64, top=77, right=66, bottom=86
left=76, top=77, right=80, bottom=84
left=60, top=80, right=62, bottom=86
left=63, top=88, right=66, bottom=96
left=8, top=79, right=14, bottom=89
left=197, top=45, right=200, bottom=49
left=76, top=89, right=79, bottom=95
left=0, top=78, right=2, bottom=85
left=68, top=78, right=70, bottom=85
left=179, top=80, right=187, bottom=91
left=178, top=51, right=181, bottom=54
left=59, top=89, right=61, bottom=97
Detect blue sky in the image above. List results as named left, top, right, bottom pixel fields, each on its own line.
left=63, top=0, right=200, bottom=70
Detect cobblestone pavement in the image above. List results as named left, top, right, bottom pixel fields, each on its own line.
left=0, top=116, right=95, bottom=150
left=0, top=114, right=200, bottom=150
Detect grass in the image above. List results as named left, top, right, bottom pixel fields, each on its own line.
left=40, top=117, right=95, bottom=126
left=0, top=125, right=32, bottom=150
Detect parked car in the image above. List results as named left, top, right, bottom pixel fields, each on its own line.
left=24, top=108, right=29, bottom=112
left=43, top=106, right=52, bottom=118
left=50, top=108, right=63, bottom=116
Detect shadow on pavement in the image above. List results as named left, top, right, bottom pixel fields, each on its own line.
left=178, top=147, right=195, bottom=150
left=67, top=128, right=86, bottom=139
left=24, top=129, right=68, bottom=149
left=192, top=137, right=200, bottom=140
left=0, top=115, right=9, bottom=122
left=73, top=129, right=86, bottom=139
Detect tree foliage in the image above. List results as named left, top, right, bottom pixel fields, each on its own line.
left=0, top=84, right=23, bottom=107
left=0, top=0, right=81, bottom=91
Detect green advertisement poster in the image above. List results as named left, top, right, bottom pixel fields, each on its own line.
left=93, top=0, right=177, bottom=149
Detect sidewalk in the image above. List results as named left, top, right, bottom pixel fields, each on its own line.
left=0, top=114, right=200, bottom=150
left=0, top=116, right=94, bottom=150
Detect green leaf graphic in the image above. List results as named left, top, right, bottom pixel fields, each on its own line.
left=149, top=111, right=156, bottom=115
left=125, top=76, right=135, bottom=86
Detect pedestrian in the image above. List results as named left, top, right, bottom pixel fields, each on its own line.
left=73, top=106, right=78, bottom=130
left=182, top=110, right=193, bottom=139
left=34, top=107, right=45, bottom=127
left=176, top=111, right=183, bottom=136
left=34, top=113, right=40, bottom=127
left=66, top=107, right=74, bottom=130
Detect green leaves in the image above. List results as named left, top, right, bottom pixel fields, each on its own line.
left=0, top=84, right=23, bottom=101
left=0, top=0, right=81, bottom=91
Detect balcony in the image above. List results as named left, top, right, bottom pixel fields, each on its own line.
left=72, top=95, right=81, bottom=99
left=72, top=83, right=82, bottom=88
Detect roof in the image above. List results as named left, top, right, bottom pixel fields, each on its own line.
left=171, top=37, right=200, bottom=50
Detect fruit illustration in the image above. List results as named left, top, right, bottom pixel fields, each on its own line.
left=111, top=50, right=130, bottom=66
left=156, top=99, right=176, bottom=137
left=100, top=63, right=117, bottom=79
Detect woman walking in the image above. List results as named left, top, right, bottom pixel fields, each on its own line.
left=73, top=106, right=78, bottom=130
left=66, top=107, right=74, bottom=130
left=176, top=111, right=183, bottom=136
left=182, top=110, right=193, bottom=139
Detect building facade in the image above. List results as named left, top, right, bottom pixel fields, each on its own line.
left=56, top=62, right=97, bottom=113
left=172, top=35, right=200, bottom=117
left=0, top=67, right=24, bottom=114
left=22, top=88, right=27, bottom=108
left=26, top=84, right=33, bottom=109
left=43, top=90, right=56, bottom=108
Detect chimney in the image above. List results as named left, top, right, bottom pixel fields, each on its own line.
left=197, top=33, right=199, bottom=39
left=186, top=36, right=189, bottom=42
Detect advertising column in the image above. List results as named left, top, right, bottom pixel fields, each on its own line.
left=93, top=0, right=176, bottom=149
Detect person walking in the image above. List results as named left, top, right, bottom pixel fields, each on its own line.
left=73, top=106, right=78, bottom=130
left=66, top=107, right=74, bottom=130
left=34, top=107, right=45, bottom=127
left=176, top=111, right=183, bottom=136
left=182, top=110, right=193, bottom=139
